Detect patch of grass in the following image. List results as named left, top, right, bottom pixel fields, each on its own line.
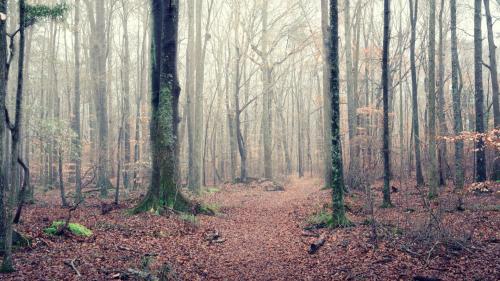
left=199, top=203, right=221, bottom=215
left=201, top=186, right=221, bottom=195
left=44, top=221, right=93, bottom=237
left=179, top=213, right=197, bottom=224
left=307, top=209, right=331, bottom=228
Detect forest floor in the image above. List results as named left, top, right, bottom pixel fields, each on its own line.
left=1, top=176, right=499, bottom=280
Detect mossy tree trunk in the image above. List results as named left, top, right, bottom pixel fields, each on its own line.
left=329, top=0, right=351, bottom=228
left=133, top=0, right=189, bottom=214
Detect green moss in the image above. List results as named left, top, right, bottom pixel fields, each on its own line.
left=179, top=213, right=197, bottom=224
left=307, top=209, right=331, bottom=229
left=329, top=215, right=354, bottom=228
left=380, top=202, right=395, bottom=208
left=198, top=203, right=220, bottom=215
left=44, top=221, right=92, bottom=237
left=202, top=187, right=221, bottom=195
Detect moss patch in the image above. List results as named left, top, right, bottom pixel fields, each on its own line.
left=44, top=221, right=93, bottom=237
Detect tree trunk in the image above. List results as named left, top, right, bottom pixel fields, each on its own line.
left=321, top=0, right=332, bottom=187
left=450, top=0, right=464, bottom=189
left=409, top=0, right=424, bottom=186
left=120, top=0, right=132, bottom=189
left=483, top=0, right=499, bottom=128
left=72, top=0, right=83, bottom=203
left=94, top=0, right=111, bottom=196
left=2, top=0, right=26, bottom=271
left=261, top=1, right=273, bottom=179
left=381, top=0, right=393, bottom=208
left=133, top=0, right=189, bottom=213
left=0, top=0, right=11, bottom=273
left=474, top=0, right=486, bottom=182
left=437, top=0, right=448, bottom=186
left=428, top=0, right=438, bottom=198
left=329, top=0, right=351, bottom=227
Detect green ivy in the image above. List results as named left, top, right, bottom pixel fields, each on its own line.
left=25, top=3, right=69, bottom=26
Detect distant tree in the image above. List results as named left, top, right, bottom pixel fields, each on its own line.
left=409, top=0, right=424, bottom=186
left=381, top=0, right=393, bottom=208
left=329, top=0, right=351, bottom=227
left=428, top=0, right=438, bottom=198
left=483, top=0, right=499, bottom=128
left=474, top=0, right=486, bottom=182
left=450, top=0, right=464, bottom=189
left=483, top=0, right=500, bottom=181
left=72, top=0, right=83, bottom=203
left=133, top=0, right=190, bottom=213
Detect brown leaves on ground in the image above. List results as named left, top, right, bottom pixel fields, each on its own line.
left=1, top=177, right=499, bottom=280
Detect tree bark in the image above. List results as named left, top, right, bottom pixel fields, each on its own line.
left=72, top=0, right=83, bottom=203
left=483, top=0, right=499, bottom=128
left=428, top=0, right=439, bottom=198
left=450, top=0, right=464, bottom=189
left=381, top=0, right=393, bottom=207
left=474, top=0, right=486, bottom=182
left=329, top=0, right=351, bottom=227
left=133, top=0, right=189, bottom=213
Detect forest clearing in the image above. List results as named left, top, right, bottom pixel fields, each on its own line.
left=0, top=0, right=499, bottom=280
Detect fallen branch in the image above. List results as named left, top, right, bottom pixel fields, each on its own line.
left=64, top=259, right=81, bottom=277
left=14, top=157, right=30, bottom=224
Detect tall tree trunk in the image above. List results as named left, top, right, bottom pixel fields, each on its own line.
left=72, top=0, right=83, bottom=203
left=483, top=0, right=500, bottom=181
left=321, top=0, right=331, bottom=187
left=428, top=0, right=439, bottom=198
left=185, top=0, right=195, bottom=188
left=133, top=0, right=189, bottom=213
left=120, top=0, right=132, bottom=189
left=329, top=0, right=351, bottom=227
left=474, top=0, right=486, bottom=182
left=191, top=0, right=204, bottom=191
left=95, top=0, right=111, bottom=196
left=0, top=0, right=11, bottom=273
left=381, top=0, right=393, bottom=207
left=2, top=0, right=26, bottom=271
left=450, top=0, right=464, bottom=189
left=261, top=1, right=273, bottom=179
left=409, top=0, right=424, bottom=186
left=437, top=0, right=448, bottom=186
left=483, top=0, right=499, bottom=128
left=344, top=0, right=357, bottom=183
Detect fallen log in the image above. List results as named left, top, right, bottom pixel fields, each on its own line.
left=308, top=234, right=326, bottom=254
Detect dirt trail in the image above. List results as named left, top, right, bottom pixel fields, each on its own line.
left=200, top=177, right=325, bottom=280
